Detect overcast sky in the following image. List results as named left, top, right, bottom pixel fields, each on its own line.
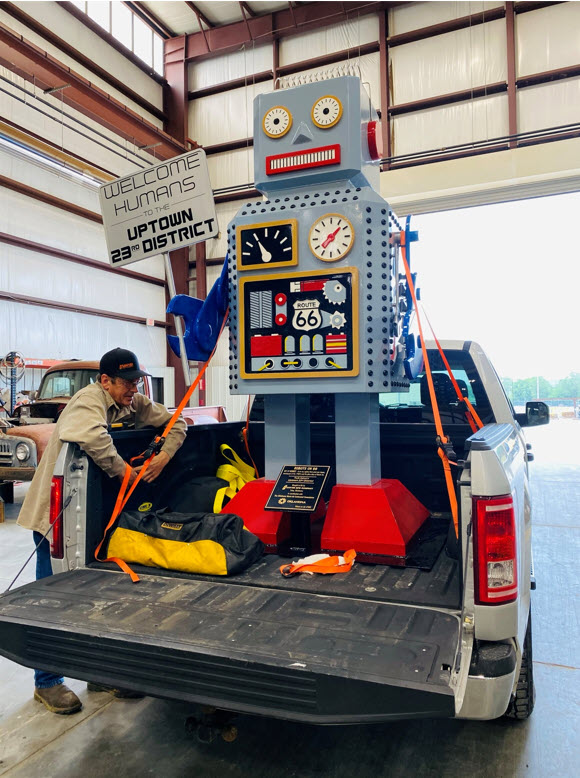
left=409, top=192, right=580, bottom=381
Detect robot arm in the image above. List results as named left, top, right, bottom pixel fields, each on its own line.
left=400, top=216, right=423, bottom=380
left=167, top=256, right=229, bottom=362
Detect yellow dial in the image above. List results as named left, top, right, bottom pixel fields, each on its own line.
left=309, top=214, right=354, bottom=261
left=312, top=95, right=343, bottom=129
left=263, top=106, right=292, bottom=138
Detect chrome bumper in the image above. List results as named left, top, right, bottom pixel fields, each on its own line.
left=0, top=467, right=36, bottom=481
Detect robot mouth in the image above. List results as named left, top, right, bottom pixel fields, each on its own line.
left=266, top=144, right=341, bottom=175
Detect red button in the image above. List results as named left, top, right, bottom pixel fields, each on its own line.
left=275, top=314, right=287, bottom=326
left=275, top=293, right=287, bottom=306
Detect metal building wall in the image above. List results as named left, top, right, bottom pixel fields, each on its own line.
left=0, top=2, right=172, bottom=386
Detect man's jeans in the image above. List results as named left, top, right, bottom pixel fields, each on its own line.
left=32, top=531, right=64, bottom=689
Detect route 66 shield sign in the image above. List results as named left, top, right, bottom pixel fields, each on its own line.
left=292, top=299, right=322, bottom=331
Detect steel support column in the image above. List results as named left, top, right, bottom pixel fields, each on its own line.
left=166, top=248, right=190, bottom=401
left=506, top=2, right=518, bottom=148
left=195, top=242, right=207, bottom=406
left=164, top=36, right=188, bottom=145
left=379, top=10, right=391, bottom=168
left=163, top=32, right=190, bottom=400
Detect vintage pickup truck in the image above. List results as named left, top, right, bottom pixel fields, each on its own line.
left=0, top=341, right=548, bottom=724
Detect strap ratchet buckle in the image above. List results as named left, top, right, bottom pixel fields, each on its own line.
left=436, top=435, right=457, bottom=462
left=144, top=435, right=165, bottom=459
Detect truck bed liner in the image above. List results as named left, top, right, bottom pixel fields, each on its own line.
left=89, top=538, right=460, bottom=610
left=0, top=569, right=460, bottom=723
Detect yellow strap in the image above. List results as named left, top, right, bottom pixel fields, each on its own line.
left=213, top=444, right=256, bottom=513
left=219, top=444, right=256, bottom=482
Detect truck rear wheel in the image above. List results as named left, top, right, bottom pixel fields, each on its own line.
left=505, top=611, right=535, bottom=720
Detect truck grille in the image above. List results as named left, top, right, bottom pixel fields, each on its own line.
left=0, top=441, right=12, bottom=465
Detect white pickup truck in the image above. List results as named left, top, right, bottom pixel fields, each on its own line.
left=0, top=341, right=548, bottom=724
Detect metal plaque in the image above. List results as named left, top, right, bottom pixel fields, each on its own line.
left=265, top=465, right=330, bottom=512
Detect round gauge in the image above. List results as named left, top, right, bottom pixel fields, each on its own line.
left=311, top=95, right=343, bottom=129
left=308, top=214, right=354, bottom=261
left=262, top=106, right=292, bottom=138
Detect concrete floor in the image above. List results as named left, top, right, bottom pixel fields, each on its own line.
left=0, top=422, right=578, bottom=778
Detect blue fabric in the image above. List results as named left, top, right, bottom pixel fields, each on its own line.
left=32, top=531, right=64, bottom=689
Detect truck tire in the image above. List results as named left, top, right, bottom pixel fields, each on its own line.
left=505, top=611, right=535, bottom=720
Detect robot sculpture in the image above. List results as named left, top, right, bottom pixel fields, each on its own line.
left=169, top=73, right=428, bottom=562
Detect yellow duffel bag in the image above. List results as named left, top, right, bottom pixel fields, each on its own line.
left=106, top=509, right=264, bottom=576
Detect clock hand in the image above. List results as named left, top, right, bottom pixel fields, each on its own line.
left=321, top=226, right=341, bottom=249
left=256, top=238, right=272, bottom=263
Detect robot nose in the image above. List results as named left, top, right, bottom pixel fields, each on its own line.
left=291, top=122, right=313, bottom=145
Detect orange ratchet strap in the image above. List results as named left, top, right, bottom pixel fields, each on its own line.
left=242, top=396, right=259, bottom=479
left=95, top=309, right=230, bottom=581
left=400, top=232, right=459, bottom=538
left=280, top=549, right=356, bottom=577
left=420, top=306, right=484, bottom=433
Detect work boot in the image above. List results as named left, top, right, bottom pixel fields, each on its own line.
left=87, top=682, right=145, bottom=699
left=34, top=684, right=82, bottom=715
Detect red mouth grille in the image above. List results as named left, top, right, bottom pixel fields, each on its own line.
left=266, top=144, right=341, bottom=175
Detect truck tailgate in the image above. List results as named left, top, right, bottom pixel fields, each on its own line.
left=0, top=570, right=460, bottom=723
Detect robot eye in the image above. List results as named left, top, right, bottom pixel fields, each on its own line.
left=311, top=95, right=343, bottom=129
left=262, top=106, right=292, bottom=138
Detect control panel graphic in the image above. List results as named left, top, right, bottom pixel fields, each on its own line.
left=240, top=267, right=359, bottom=379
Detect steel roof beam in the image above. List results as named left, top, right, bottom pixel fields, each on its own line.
left=184, top=2, right=395, bottom=60
left=184, top=1, right=215, bottom=29
left=240, top=2, right=257, bottom=18
left=123, top=1, right=175, bottom=39
left=0, top=21, right=185, bottom=160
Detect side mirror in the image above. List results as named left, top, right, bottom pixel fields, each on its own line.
left=28, top=390, right=37, bottom=401
left=516, top=401, right=550, bottom=427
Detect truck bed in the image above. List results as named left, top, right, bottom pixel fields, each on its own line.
left=89, top=530, right=460, bottom=610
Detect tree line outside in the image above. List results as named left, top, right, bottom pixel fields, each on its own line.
left=501, top=373, right=580, bottom=407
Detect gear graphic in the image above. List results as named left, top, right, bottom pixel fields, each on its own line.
left=330, top=311, right=346, bottom=329
left=323, top=280, right=347, bottom=305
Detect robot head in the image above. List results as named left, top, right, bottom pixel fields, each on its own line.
left=254, top=75, right=381, bottom=194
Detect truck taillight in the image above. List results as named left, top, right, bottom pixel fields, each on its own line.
left=49, top=476, right=64, bottom=559
left=473, top=495, right=517, bottom=605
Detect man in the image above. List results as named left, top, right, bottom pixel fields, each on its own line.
left=18, top=347, right=187, bottom=714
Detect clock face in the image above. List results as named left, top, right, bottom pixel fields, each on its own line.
left=311, top=95, right=343, bottom=129
left=236, top=219, right=298, bottom=270
left=262, top=106, right=292, bottom=138
left=308, top=214, right=354, bottom=262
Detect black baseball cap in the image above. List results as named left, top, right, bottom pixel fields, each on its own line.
left=99, top=348, right=150, bottom=380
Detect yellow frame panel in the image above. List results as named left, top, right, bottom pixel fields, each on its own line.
left=239, top=266, right=359, bottom=380
left=236, top=218, right=299, bottom=272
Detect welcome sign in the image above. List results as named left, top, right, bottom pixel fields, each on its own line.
left=99, top=149, right=219, bottom=267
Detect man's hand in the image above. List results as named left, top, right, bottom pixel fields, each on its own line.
left=139, top=450, right=170, bottom=483
left=122, top=467, right=140, bottom=486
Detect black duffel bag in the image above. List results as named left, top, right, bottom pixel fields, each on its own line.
left=107, top=509, right=264, bottom=576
